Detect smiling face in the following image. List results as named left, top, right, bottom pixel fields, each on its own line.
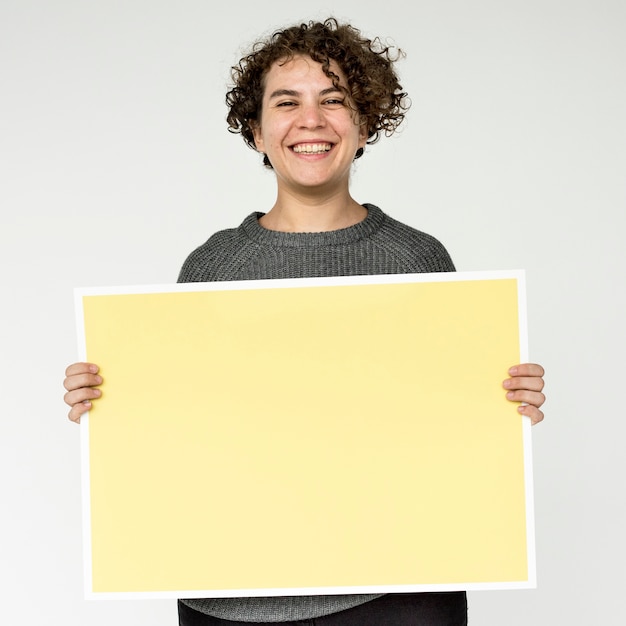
left=252, top=55, right=368, bottom=197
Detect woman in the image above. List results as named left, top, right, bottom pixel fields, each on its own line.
left=64, top=18, right=545, bottom=625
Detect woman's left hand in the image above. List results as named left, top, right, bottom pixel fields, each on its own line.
left=503, top=363, right=546, bottom=425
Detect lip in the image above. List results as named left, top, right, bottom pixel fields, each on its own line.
left=290, top=141, right=334, bottom=155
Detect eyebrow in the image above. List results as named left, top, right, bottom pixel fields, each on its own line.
left=268, top=87, right=343, bottom=100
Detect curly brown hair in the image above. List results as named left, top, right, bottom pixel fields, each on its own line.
left=226, top=17, right=410, bottom=167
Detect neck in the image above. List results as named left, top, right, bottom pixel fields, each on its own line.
left=259, top=189, right=366, bottom=233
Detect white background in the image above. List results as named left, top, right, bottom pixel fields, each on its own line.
left=1, top=0, right=624, bottom=624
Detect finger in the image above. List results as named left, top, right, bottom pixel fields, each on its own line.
left=517, top=403, right=544, bottom=426
left=503, top=375, right=545, bottom=393
left=68, top=400, right=92, bottom=424
left=65, top=362, right=99, bottom=377
left=506, top=389, right=546, bottom=408
left=508, top=363, right=545, bottom=378
left=63, top=372, right=103, bottom=392
left=63, top=386, right=102, bottom=409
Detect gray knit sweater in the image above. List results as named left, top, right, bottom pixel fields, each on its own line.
left=177, top=204, right=455, bottom=622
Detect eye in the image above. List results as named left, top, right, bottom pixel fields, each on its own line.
left=276, top=100, right=297, bottom=107
left=323, top=98, right=345, bottom=106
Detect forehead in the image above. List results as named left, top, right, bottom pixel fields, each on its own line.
left=262, top=55, right=347, bottom=94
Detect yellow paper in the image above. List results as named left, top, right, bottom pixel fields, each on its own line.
left=76, top=271, right=534, bottom=598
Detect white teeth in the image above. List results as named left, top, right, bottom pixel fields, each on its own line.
left=293, top=143, right=332, bottom=154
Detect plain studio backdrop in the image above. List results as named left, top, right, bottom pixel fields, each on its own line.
left=1, top=0, right=624, bottom=624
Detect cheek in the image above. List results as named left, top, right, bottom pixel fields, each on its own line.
left=252, top=117, right=286, bottom=154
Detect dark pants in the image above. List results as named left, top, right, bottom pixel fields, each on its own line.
left=178, top=592, right=468, bottom=625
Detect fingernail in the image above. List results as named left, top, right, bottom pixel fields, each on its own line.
left=95, top=375, right=103, bottom=384
left=89, top=364, right=99, bottom=373
left=507, top=391, right=515, bottom=400
left=509, top=366, right=518, bottom=375
left=503, top=379, right=511, bottom=388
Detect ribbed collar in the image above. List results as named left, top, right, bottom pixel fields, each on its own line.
left=239, top=204, right=384, bottom=248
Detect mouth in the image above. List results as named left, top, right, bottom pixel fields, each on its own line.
left=291, top=142, right=333, bottom=154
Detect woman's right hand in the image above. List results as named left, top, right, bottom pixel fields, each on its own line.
left=63, top=362, right=102, bottom=423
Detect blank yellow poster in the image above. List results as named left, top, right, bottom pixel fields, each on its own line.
left=76, top=271, right=534, bottom=599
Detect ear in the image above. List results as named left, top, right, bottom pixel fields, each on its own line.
left=251, top=121, right=265, bottom=153
left=358, top=120, right=368, bottom=149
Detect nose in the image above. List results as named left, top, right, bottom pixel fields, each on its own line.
left=297, top=102, right=326, bottom=129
